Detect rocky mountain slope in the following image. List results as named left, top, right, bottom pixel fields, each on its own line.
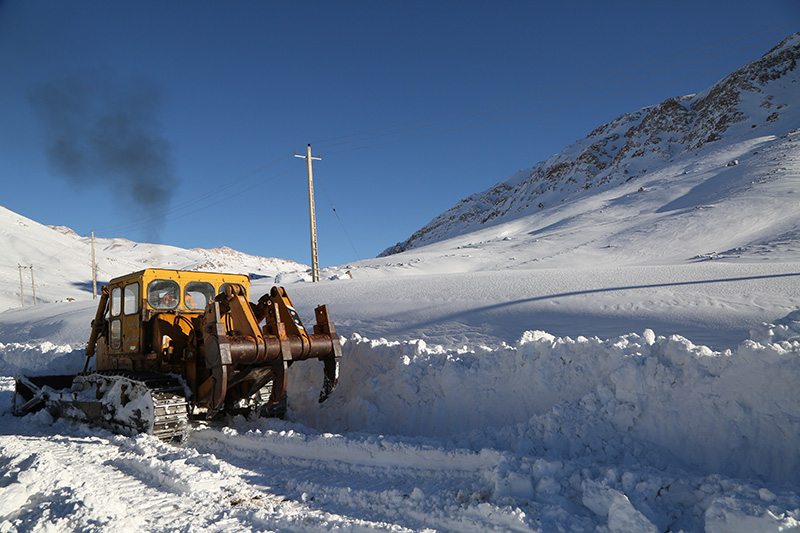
left=381, top=33, right=800, bottom=257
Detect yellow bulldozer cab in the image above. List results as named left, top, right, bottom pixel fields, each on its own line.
left=103, top=269, right=250, bottom=359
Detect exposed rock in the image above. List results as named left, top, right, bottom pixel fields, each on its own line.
left=47, top=225, right=80, bottom=237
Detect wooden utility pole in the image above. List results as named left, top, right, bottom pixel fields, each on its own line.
left=295, top=144, right=321, bottom=282
left=29, top=265, right=36, bottom=305
left=91, top=231, right=98, bottom=299
left=18, top=264, right=24, bottom=307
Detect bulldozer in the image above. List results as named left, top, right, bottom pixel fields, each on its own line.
left=13, top=268, right=342, bottom=440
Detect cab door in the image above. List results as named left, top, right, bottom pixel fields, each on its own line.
left=109, top=285, right=123, bottom=354
left=121, top=282, right=141, bottom=354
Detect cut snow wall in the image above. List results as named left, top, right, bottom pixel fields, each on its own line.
left=289, top=314, right=800, bottom=485
left=0, top=342, right=85, bottom=377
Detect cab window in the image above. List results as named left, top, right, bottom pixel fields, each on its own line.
left=184, top=281, right=214, bottom=310
left=110, top=319, right=121, bottom=350
left=124, top=282, right=139, bottom=315
left=110, top=287, right=122, bottom=316
left=147, top=279, right=180, bottom=310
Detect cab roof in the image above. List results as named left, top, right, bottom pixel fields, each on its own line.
left=107, top=268, right=250, bottom=289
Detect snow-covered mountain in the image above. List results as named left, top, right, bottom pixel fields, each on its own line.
left=0, top=205, right=308, bottom=310
left=382, top=32, right=800, bottom=261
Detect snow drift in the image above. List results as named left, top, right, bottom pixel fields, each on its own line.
left=289, top=312, right=800, bottom=486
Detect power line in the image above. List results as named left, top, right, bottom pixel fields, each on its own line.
left=313, top=167, right=363, bottom=263
left=32, top=234, right=92, bottom=264
left=96, top=162, right=303, bottom=237
left=95, top=152, right=296, bottom=235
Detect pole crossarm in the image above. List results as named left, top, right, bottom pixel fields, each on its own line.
left=295, top=153, right=322, bottom=162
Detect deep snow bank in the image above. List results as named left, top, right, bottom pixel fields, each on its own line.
left=290, top=311, right=800, bottom=485
left=0, top=342, right=85, bottom=378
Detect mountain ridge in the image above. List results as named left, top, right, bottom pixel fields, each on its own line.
left=381, top=33, right=800, bottom=257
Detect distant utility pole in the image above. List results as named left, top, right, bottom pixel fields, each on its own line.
left=295, top=144, right=321, bottom=282
left=18, top=264, right=24, bottom=307
left=29, top=265, right=37, bottom=305
left=91, top=231, right=98, bottom=299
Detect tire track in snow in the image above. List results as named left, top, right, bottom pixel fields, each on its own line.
left=187, top=424, right=539, bottom=533
left=0, top=417, right=426, bottom=531
left=0, top=432, right=240, bottom=531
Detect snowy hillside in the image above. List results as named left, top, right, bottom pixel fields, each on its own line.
left=1, top=33, right=800, bottom=533
left=382, top=33, right=800, bottom=262
left=0, top=205, right=308, bottom=311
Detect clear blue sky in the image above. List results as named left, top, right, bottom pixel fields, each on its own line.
left=1, top=1, right=798, bottom=268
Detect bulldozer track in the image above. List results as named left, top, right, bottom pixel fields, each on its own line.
left=76, top=371, right=190, bottom=441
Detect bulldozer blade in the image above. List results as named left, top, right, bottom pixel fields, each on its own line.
left=13, top=375, right=77, bottom=416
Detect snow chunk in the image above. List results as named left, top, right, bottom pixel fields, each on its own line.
left=0, top=483, right=29, bottom=521
left=705, top=496, right=800, bottom=533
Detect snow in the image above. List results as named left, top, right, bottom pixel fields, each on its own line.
left=3, top=262, right=799, bottom=532
left=1, top=33, right=800, bottom=532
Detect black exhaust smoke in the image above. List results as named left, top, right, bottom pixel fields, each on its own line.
left=28, top=69, right=178, bottom=242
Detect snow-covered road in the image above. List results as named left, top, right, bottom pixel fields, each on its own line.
left=284, top=261, right=800, bottom=350
left=0, top=382, right=544, bottom=532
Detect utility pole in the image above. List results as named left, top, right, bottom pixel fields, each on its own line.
left=29, top=265, right=36, bottom=305
left=18, top=264, right=24, bottom=307
left=91, top=231, right=98, bottom=299
left=295, top=144, right=321, bottom=282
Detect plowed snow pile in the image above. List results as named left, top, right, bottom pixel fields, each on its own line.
left=292, top=315, right=800, bottom=486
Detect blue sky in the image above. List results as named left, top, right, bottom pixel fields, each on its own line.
left=1, top=1, right=798, bottom=268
